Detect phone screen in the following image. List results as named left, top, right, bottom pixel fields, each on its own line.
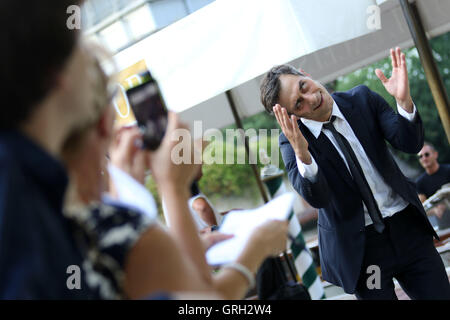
left=126, top=71, right=168, bottom=150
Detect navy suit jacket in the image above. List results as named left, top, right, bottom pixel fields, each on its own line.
left=279, top=85, right=437, bottom=294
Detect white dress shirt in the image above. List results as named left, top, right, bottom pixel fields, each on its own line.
left=296, top=100, right=416, bottom=226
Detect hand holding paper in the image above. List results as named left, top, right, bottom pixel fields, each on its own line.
left=206, top=193, right=295, bottom=265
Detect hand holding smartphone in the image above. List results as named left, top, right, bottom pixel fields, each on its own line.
left=126, top=71, right=168, bottom=150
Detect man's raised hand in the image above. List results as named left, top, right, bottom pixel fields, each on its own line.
left=375, top=47, right=413, bottom=112
left=273, top=104, right=311, bottom=164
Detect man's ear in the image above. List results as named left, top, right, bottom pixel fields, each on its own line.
left=298, top=68, right=311, bottom=77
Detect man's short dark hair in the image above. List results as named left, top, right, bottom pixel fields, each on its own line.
left=260, top=65, right=304, bottom=114
left=0, top=0, right=82, bottom=129
left=423, top=141, right=437, bottom=152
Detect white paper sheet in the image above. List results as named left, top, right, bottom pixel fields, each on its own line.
left=107, top=164, right=158, bottom=221
left=206, top=192, right=296, bottom=266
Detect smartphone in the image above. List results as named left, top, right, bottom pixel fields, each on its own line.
left=126, top=71, right=168, bottom=150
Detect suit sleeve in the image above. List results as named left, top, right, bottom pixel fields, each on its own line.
left=279, top=134, right=331, bottom=208
left=367, top=87, right=424, bottom=154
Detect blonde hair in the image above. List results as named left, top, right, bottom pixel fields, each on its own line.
left=62, top=40, right=117, bottom=155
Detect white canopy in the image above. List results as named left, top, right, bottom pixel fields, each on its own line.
left=113, top=0, right=450, bottom=131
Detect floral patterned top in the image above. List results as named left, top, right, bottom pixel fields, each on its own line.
left=64, top=199, right=155, bottom=299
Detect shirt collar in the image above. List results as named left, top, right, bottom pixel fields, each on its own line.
left=300, top=100, right=345, bottom=138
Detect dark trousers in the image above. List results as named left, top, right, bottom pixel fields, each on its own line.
left=354, top=205, right=450, bottom=300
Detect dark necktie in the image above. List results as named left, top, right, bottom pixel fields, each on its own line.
left=323, top=116, right=385, bottom=233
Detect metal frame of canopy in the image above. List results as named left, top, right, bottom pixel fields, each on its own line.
left=400, top=0, right=450, bottom=144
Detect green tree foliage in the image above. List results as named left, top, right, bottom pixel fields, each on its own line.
left=417, top=32, right=450, bottom=163
left=199, top=133, right=282, bottom=203
left=199, top=163, right=258, bottom=201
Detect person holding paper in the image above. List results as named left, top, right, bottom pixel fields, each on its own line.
left=260, top=47, right=450, bottom=299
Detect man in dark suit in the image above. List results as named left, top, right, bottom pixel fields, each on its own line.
left=260, top=47, right=450, bottom=299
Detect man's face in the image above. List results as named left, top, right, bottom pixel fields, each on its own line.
left=278, top=74, right=334, bottom=122
left=418, top=145, right=438, bottom=169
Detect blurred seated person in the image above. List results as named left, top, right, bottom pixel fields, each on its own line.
left=416, top=142, right=450, bottom=230
left=167, top=164, right=238, bottom=234
left=189, top=173, right=221, bottom=233
left=62, top=52, right=289, bottom=300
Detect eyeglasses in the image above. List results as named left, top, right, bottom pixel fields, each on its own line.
left=418, top=152, right=430, bottom=159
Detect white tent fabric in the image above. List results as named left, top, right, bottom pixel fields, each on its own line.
left=113, top=0, right=450, bottom=131
left=114, top=0, right=375, bottom=107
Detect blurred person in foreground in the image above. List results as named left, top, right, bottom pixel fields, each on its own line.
left=62, top=53, right=289, bottom=299
left=0, top=0, right=101, bottom=299
left=416, top=142, right=450, bottom=230
left=260, top=47, right=450, bottom=299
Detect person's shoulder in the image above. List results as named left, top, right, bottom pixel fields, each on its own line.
left=332, top=85, right=376, bottom=108
left=441, top=163, right=450, bottom=175
left=0, top=134, right=27, bottom=173
left=189, top=193, right=204, bottom=202
left=415, top=171, right=428, bottom=184
left=192, top=193, right=216, bottom=208
left=332, top=85, right=371, bottom=99
left=0, top=140, right=13, bottom=167
left=192, top=193, right=208, bottom=201
left=0, top=141, right=23, bottom=198
left=333, top=85, right=386, bottom=114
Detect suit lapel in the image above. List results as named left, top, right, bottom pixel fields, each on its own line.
left=298, top=120, right=358, bottom=193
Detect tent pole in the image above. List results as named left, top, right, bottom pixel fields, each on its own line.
left=225, top=90, right=269, bottom=203
left=400, top=0, right=450, bottom=144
